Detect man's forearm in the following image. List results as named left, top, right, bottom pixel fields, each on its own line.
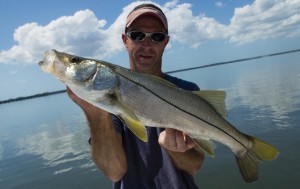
left=88, top=112, right=127, bottom=181
left=67, top=87, right=127, bottom=181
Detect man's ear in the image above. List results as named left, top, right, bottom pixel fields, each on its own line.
left=122, top=33, right=129, bottom=50
left=163, top=36, right=170, bottom=48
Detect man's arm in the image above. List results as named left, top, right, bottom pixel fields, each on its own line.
left=158, top=128, right=205, bottom=175
left=67, top=87, right=127, bottom=182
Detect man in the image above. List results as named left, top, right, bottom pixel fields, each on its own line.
left=67, top=3, right=204, bottom=189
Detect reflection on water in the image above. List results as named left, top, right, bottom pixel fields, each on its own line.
left=225, top=58, right=300, bottom=128
left=0, top=95, right=111, bottom=189
left=14, top=108, right=91, bottom=170
left=1, top=55, right=300, bottom=188
left=0, top=142, right=3, bottom=160
left=17, top=129, right=90, bottom=169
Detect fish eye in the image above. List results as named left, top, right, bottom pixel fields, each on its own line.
left=70, top=56, right=80, bottom=63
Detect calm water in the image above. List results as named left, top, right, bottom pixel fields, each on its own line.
left=1, top=54, right=299, bottom=189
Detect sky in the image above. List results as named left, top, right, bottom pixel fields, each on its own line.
left=0, top=0, right=300, bottom=100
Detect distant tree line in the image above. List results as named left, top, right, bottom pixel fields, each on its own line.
left=1, top=49, right=299, bottom=105
left=0, top=90, right=66, bottom=105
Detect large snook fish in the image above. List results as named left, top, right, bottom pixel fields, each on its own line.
left=39, top=49, right=278, bottom=183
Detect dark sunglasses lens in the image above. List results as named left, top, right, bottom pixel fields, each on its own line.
left=130, top=32, right=146, bottom=41
left=151, top=33, right=166, bottom=42
left=128, top=32, right=166, bottom=42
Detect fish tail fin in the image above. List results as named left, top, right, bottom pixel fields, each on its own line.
left=236, top=136, right=279, bottom=183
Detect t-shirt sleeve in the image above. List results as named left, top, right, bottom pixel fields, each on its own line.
left=112, top=114, right=124, bottom=134
left=164, top=74, right=200, bottom=91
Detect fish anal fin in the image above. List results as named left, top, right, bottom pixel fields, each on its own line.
left=193, top=138, right=215, bottom=157
left=193, top=90, right=227, bottom=117
left=236, top=136, right=279, bottom=183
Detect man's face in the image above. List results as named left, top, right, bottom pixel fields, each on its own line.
left=122, top=15, right=169, bottom=77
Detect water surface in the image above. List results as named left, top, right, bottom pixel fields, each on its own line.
left=1, top=55, right=299, bottom=188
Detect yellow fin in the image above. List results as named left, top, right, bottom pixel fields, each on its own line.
left=236, top=136, right=279, bottom=182
left=115, top=101, right=148, bottom=142
left=193, top=90, right=227, bottom=117
left=250, top=136, right=279, bottom=160
left=118, top=116, right=148, bottom=142
left=193, top=138, right=215, bottom=157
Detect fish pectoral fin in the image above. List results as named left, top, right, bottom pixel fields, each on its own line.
left=193, top=90, right=227, bottom=117
left=118, top=115, right=148, bottom=142
left=193, top=138, right=215, bottom=157
left=115, top=101, right=148, bottom=142
left=236, top=135, right=279, bottom=183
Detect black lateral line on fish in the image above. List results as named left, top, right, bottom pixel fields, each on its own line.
left=113, top=69, right=248, bottom=150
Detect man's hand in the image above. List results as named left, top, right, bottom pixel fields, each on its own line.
left=67, top=87, right=98, bottom=114
left=67, top=87, right=111, bottom=125
left=158, top=128, right=204, bottom=175
left=158, top=128, right=195, bottom=152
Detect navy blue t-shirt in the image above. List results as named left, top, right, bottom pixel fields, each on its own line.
left=112, top=74, right=200, bottom=189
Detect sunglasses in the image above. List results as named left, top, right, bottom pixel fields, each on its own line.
left=126, top=31, right=168, bottom=43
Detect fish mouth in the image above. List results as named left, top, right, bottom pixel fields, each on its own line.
left=39, top=59, right=53, bottom=73
left=39, top=50, right=59, bottom=74
left=39, top=60, right=46, bottom=71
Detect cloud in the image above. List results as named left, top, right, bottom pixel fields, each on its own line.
left=0, top=0, right=299, bottom=64
left=215, top=2, right=225, bottom=8
left=0, top=1, right=151, bottom=64
left=228, top=0, right=300, bottom=44
left=10, top=70, right=18, bottom=74
left=0, top=10, right=109, bottom=64
left=165, top=3, right=227, bottom=48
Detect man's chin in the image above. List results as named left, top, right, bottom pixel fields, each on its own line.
left=135, top=63, right=152, bottom=72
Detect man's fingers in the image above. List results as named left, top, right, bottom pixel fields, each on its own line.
left=159, top=129, right=195, bottom=152
left=175, top=130, right=187, bottom=152
left=66, top=87, right=95, bottom=112
left=66, top=87, right=80, bottom=104
left=165, top=128, right=176, bottom=150
left=184, top=134, right=195, bottom=149
left=66, top=87, right=74, bottom=98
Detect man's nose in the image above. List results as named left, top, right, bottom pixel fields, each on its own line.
left=141, top=36, right=153, bottom=46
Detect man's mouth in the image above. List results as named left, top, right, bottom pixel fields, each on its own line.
left=139, top=55, right=153, bottom=59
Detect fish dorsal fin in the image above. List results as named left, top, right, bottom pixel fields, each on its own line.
left=193, top=138, right=215, bottom=157
left=193, top=90, right=227, bottom=117
left=146, top=74, right=178, bottom=88
left=115, top=101, right=148, bottom=142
